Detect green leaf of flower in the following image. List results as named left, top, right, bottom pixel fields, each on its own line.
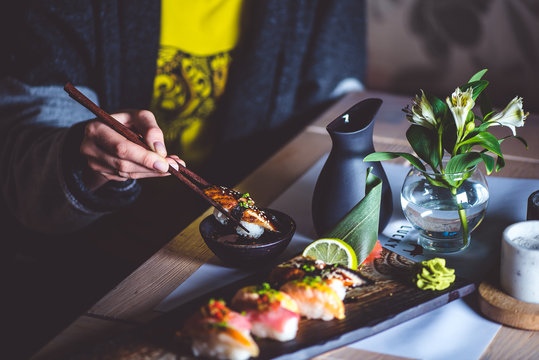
left=441, top=112, right=458, bottom=154
left=496, top=155, right=506, bottom=172
left=476, top=122, right=491, bottom=133
left=457, top=132, right=502, bottom=157
left=426, top=94, right=448, bottom=121
left=460, top=80, right=489, bottom=101
left=467, top=69, right=492, bottom=117
left=468, top=69, right=488, bottom=83
left=406, top=125, right=440, bottom=170
left=479, top=95, right=493, bottom=119
left=423, top=175, right=452, bottom=189
left=446, top=152, right=483, bottom=174
left=478, top=148, right=495, bottom=174
left=513, top=135, right=528, bottom=149
left=498, top=135, right=528, bottom=149
left=363, top=152, right=426, bottom=171
left=480, top=153, right=495, bottom=175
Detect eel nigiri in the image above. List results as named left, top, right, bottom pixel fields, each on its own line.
left=204, top=185, right=278, bottom=238
left=280, top=276, right=345, bottom=321
left=231, top=283, right=300, bottom=342
left=268, top=255, right=371, bottom=299
left=183, top=299, right=259, bottom=360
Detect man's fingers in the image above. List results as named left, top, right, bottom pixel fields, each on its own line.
left=126, top=110, right=167, bottom=157
left=86, top=156, right=170, bottom=180
left=167, top=155, right=186, bottom=168
left=86, top=122, right=169, bottom=173
left=167, top=157, right=179, bottom=171
left=81, top=112, right=176, bottom=185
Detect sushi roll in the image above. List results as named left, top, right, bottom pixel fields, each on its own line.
left=280, top=276, right=345, bottom=321
left=231, top=283, right=300, bottom=342
left=268, top=256, right=325, bottom=286
left=183, top=299, right=259, bottom=360
left=268, top=255, right=371, bottom=299
left=205, top=186, right=277, bottom=239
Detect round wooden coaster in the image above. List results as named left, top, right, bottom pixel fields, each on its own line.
left=478, top=280, right=539, bottom=330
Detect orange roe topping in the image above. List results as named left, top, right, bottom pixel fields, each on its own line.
left=201, top=298, right=230, bottom=322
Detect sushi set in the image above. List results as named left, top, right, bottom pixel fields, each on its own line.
left=63, top=86, right=474, bottom=359
left=69, top=248, right=474, bottom=360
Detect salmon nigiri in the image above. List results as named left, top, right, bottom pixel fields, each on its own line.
left=231, top=283, right=300, bottom=342
left=280, top=276, right=345, bottom=321
left=183, top=299, right=259, bottom=360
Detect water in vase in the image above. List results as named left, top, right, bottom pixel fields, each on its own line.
left=401, top=179, right=489, bottom=252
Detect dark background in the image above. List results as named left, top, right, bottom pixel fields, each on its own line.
left=367, top=0, right=539, bottom=113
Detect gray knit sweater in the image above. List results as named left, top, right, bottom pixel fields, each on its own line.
left=0, top=0, right=366, bottom=235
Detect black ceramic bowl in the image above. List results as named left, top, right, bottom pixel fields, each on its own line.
left=199, top=208, right=296, bottom=268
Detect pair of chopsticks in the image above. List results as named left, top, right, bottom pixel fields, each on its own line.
left=64, top=82, right=249, bottom=233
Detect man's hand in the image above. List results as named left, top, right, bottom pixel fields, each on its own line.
left=80, top=110, right=184, bottom=190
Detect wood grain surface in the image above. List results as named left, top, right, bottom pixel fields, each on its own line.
left=478, top=280, right=539, bottom=331
left=32, top=91, right=539, bottom=360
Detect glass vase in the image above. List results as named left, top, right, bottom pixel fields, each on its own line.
left=400, top=163, right=489, bottom=253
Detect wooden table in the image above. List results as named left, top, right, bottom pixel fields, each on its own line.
left=32, top=91, right=539, bottom=360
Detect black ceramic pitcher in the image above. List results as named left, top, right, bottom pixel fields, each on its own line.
left=312, top=98, right=393, bottom=236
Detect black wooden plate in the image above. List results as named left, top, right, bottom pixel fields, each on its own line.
left=69, top=249, right=475, bottom=360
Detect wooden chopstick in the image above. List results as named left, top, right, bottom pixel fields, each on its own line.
left=63, top=82, right=249, bottom=232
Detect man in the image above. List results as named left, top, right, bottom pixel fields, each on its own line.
left=0, top=1, right=366, bottom=357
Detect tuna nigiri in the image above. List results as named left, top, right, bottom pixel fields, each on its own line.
left=204, top=185, right=278, bottom=239
left=183, top=299, right=259, bottom=360
left=280, top=276, right=345, bottom=321
left=231, top=283, right=300, bottom=342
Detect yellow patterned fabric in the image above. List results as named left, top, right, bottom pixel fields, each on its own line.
left=151, top=0, right=243, bottom=167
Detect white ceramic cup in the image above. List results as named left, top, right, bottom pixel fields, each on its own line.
left=500, top=220, right=539, bottom=303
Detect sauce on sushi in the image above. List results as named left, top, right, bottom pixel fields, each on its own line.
left=204, top=185, right=279, bottom=237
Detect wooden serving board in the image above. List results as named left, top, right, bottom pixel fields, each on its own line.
left=68, top=249, right=475, bottom=360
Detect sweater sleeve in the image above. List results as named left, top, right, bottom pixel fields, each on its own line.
left=299, top=0, right=367, bottom=108
left=0, top=78, right=140, bottom=233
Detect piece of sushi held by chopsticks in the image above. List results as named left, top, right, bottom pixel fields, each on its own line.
left=269, top=255, right=372, bottom=300
left=280, top=276, right=345, bottom=321
left=183, top=299, right=259, bottom=360
left=204, top=185, right=278, bottom=239
left=231, top=283, right=300, bottom=342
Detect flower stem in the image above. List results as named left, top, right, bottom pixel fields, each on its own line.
left=451, top=187, right=469, bottom=248
left=438, top=127, right=444, bottom=172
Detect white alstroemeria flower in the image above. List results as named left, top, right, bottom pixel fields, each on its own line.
left=446, top=87, right=475, bottom=134
left=487, top=96, right=528, bottom=136
left=404, top=90, right=438, bottom=130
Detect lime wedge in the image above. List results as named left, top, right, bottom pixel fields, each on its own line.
left=302, top=238, right=358, bottom=270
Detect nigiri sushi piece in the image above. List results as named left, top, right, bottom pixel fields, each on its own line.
left=204, top=185, right=278, bottom=239
left=280, top=276, right=345, bottom=321
left=231, top=283, right=300, bottom=342
left=183, top=299, right=259, bottom=360
left=268, top=255, right=371, bottom=299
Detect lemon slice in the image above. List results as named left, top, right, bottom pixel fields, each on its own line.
left=302, top=238, right=358, bottom=270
